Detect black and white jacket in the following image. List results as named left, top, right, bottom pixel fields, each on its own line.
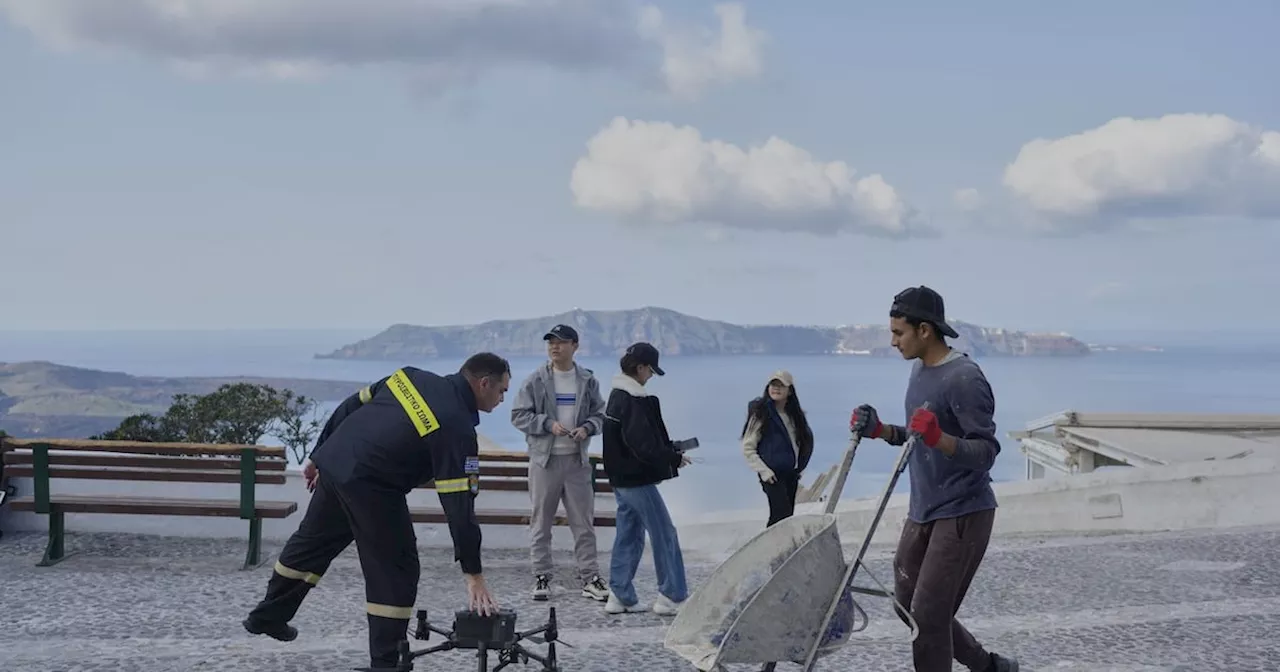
left=601, top=373, right=683, bottom=488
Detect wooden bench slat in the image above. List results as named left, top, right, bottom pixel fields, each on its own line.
left=0, top=437, right=286, bottom=458
left=473, top=450, right=603, bottom=464
left=409, top=506, right=618, bottom=528
left=415, top=477, right=612, bottom=493
left=2, top=451, right=287, bottom=471
left=417, top=479, right=534, bottom=493
left=8, top=495, right=297, bottom=518
left=4, top=465, right=286, bottom=485
left=459, top=464, right=527, bottom=478
left=473, top=451, right=539, bottom=463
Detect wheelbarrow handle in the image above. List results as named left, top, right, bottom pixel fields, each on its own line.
left=802, top=402, right=930, bottom=672
left=821, top=432, right=863, bottom=516
left=822, top=401, right=930, bottom=516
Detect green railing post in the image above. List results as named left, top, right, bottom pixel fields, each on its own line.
left=33, top=443, right=51, bottom=515
left=239, top=447, right=262, bottom=569
left=32, top=442, right=68, bottom=566
left=239, top=447, right=255, bottom=520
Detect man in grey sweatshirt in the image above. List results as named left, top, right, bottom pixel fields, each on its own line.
left=510, top=324, right=610, bottom=602
left=849, top=286, right=1019, bottom=672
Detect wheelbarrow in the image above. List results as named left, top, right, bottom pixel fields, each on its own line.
left=663, top=406, right=927, bottom=671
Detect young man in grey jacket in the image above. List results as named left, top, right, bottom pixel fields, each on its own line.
left=510, top=324, right=610, bottom=602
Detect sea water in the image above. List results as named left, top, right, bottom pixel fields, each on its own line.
left=3, top=329, right=1279, bottom=518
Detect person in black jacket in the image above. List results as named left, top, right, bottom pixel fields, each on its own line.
left=243, top=353, right=510, bottom=670
left=600, top=342, right=692, bottom=617
left=740, top=369, right=815, bottom=526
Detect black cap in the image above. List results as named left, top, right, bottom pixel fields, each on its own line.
left=543, top=324, right=579, bottom=343
left=890, top=286, right=959, bottom=338
left=625, top=342, right=665, bottom=376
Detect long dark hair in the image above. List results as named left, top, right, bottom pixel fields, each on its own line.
left=740, top=384, right=815, bottom=456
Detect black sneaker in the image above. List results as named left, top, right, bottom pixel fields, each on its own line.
left=985, top=653, right=1019, bottom=672
left=243, top=617, right=297, bottom=642
left=532, top=574, right=550, bottom=601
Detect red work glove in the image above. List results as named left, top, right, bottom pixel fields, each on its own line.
left=849, top=404, right=883, bottom=438
left=908, top=408, right=943, bottom=447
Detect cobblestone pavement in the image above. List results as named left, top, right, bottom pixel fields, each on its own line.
left=3, top=523, right=1280, bottom=671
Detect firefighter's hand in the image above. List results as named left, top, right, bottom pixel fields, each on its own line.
left=302, top=459, right=319, bottom=492
left=464, top=573, right=498, bottom=616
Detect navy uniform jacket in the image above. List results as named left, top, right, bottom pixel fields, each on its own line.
left=309, top=366, right=484, bottom=574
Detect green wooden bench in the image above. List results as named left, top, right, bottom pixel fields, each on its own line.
left=1, top=437, right=297, bottom=569
left=410, top=450, right=619, bottom=528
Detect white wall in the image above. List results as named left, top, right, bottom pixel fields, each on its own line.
left=676, top=457, right=1280, bottom=560
left=0, top=471, right=616, bottom=551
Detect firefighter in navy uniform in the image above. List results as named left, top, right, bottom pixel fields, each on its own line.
left=243, top=353, right=511, bottom=670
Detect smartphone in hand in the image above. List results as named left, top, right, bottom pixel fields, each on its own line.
left=673, top=438, right=700, bottom=452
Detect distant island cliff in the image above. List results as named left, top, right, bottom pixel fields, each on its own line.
left=315, top=307, right=1093, bottom=361
left=0, top=361, right=362, bottom=439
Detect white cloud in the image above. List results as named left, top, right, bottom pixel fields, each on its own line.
left=638, top=3, right=766, bottom=100
left=952, top=188, right=983, bottom=212
left=569, top=117, right=919, bottom=237
left=0, top=0, right=765, bottom=97
left=1002, top=113, right=1280, bottom=228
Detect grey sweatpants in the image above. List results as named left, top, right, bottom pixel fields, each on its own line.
left=528, top=453, right=600, bottom=581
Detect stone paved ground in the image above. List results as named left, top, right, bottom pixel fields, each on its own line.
left=2, top=523, right=1280, bottom=671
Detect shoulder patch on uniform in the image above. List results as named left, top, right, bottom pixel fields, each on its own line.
left=387, top=368, right=441, bottom=437
left=464, top=456, right=480, bottom=474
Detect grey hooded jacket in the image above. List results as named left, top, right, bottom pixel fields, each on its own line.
left=510, top=362, right=606, bottom=467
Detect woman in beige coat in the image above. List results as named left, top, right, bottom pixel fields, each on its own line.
left=739, top=370, right=815, bottom=527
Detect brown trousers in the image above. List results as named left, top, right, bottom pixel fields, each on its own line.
left=893, top=507, right=996, bottom=672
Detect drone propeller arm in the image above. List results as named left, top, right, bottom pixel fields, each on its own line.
left=425, top=624, right=453, bottom=638
left=407, top=641, right=456, bottom=659
left=514, top=624, right=548, bottom=640
left=510, top=644, right=551, bottom=667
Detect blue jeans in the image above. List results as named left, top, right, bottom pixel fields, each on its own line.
left=609, top=484, right=689, bottom=606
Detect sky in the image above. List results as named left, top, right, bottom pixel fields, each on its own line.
left=2, top=0, right=1278, bottom=338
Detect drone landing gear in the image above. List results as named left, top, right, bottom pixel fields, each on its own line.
left=355, top=606, right=565, bottom=672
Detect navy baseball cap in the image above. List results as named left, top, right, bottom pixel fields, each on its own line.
left=543, top=324, right=579, bottom=343
left=625, top=342, right=664, bottom=376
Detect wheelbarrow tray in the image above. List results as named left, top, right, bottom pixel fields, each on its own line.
left=664, top=420, right=925, bottom=671
left=663, top=512, right=850, bottom=670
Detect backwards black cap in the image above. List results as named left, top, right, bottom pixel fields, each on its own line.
left=890, top=285, right=959, bottom=338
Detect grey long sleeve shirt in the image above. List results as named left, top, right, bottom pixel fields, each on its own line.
left=885, top=350, right=1001, bottom=524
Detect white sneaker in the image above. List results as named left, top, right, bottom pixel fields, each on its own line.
left=652, top=594, right=683, bottom=616
left=604, top=591, right=647, bottom=614
left=581, top=575, right=609, bottom=602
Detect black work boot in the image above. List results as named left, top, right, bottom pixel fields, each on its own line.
left=984, top=652, right=1019, bottom=672
left=368, top=614, right=410, bottom=669
left=243, top=617, right=298, bottom=642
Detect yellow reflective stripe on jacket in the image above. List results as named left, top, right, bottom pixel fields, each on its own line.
left=366, top=602, right=413, bottom=619
left=387, top=368, right=440, bottom=437
left=358, top=385, right=373, bottom=404
left=435, top=477, right=470, bottom=494
left=273, top=561, right=321, bottom=585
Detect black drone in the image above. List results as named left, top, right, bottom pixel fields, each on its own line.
left=355, top=606, right=568, bottom=672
